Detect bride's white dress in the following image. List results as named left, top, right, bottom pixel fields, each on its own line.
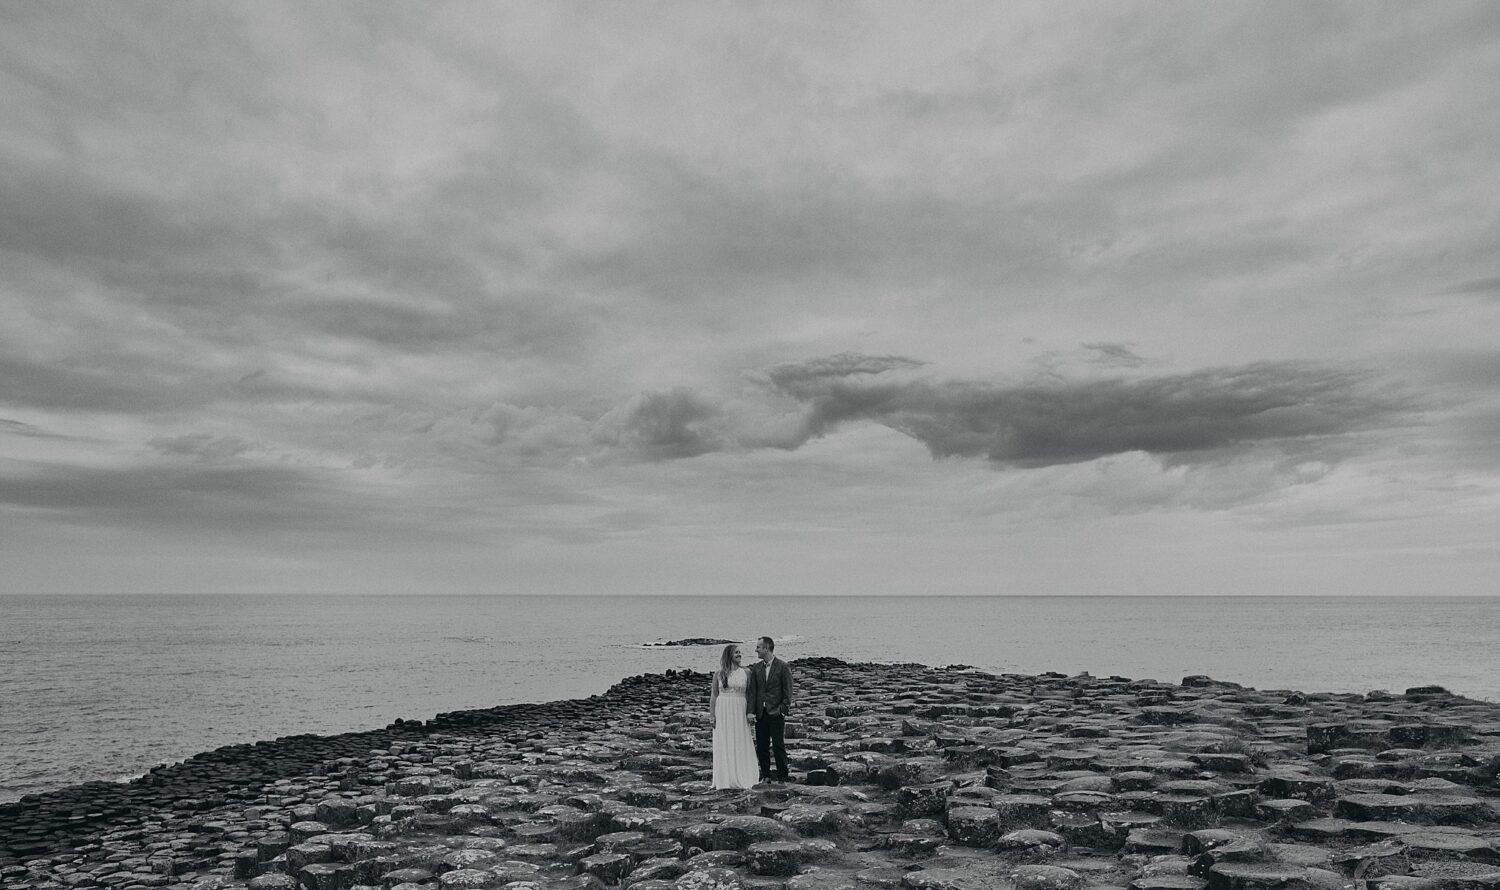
left=712, top=667, right=760, bottom=789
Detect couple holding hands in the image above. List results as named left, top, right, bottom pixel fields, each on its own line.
left=708, top=636, right=793, bottom=790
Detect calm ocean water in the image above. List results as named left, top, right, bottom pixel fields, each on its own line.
left=1, top=594, right=1496, bottom=803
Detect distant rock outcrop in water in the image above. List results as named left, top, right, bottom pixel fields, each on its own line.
left=4, top=659, right=1500, bottom=890
left=644, top=637, right=739, bottom=647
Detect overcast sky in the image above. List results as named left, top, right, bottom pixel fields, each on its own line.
left=3, top=2, right=1499, bottom=596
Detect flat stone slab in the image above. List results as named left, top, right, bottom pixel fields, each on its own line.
left=1205, top=864, right=1316, bottom=890
left=1130, top=878, right=1209, bottom=890
left=902, top=865, right=1016, bottom=890
left=1400, top=832, right=1500, bottom=862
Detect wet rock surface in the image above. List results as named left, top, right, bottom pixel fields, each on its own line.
left=4, top=661, right=1500, bottom=890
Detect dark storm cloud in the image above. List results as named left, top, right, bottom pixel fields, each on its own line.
left=754, top=355, right=1411, bottom=467
left=593, top=387, right=725, bottom=461
left=580, top=354, right=1412, bottom=471
left=1081, top=343, right=1149, bottom=368
left=759, top=353, right=929, bottom=397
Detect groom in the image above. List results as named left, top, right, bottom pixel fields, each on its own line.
left=747, top=635, right=792, bottom=783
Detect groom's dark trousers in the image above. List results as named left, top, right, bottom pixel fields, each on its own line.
left=755, top=709, right=787, bottom=781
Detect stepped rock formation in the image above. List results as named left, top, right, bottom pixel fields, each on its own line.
left=4, top=658, right=1500, bottom=890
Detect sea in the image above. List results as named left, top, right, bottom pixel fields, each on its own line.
left=1, top=594, right=1496, bottom=804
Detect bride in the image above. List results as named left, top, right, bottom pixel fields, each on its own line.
left=709, top=643, right=760, bottom=789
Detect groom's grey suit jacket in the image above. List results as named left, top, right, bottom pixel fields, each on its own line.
left=746, top=657, right=793, bottom=717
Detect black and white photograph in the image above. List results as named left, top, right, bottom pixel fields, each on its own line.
left=3, top=3, right=1500, bottom=889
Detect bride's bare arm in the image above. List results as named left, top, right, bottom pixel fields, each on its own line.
left=708, top=677, right=718, bottom=725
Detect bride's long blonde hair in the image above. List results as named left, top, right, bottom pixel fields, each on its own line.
left=717, top=644, right=738, bottom=690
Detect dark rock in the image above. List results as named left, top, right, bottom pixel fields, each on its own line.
left=998, top=829, right=1069, bottom=857
left=993, top=795, right=1053, bottom=830
left=1189, top=840, right=1269, bottom=880
left=1190, top=754, right=1251, bottom=774
left=1417, top=796, right=1490, bottom=825
left=1335, top=794, right=1425, bottom=822
left=879, top=760, right=949, bottom=792
left=1011, top=865, right=1084, bottom=890
left=894, top=785, right=950, bottom=820
left=1211, top=789, right=1259, bottom=819
left=291, top=822, right=334, bottom=845
left=1157, top=796, right=1216, bottom=829
left=286, top=843, right=334, bottom=872
left=785, top=872, right=860, bottom=890
left=1115, top=772, right=1158, bottom=792
left=428, top=868, right=493, bottom=889
left=580, top=851, right=633, bottom=884
left=1255, top=776, right=1334, bottom=804
left=776, top=805, right=844, bottom=837
left=685, top=851, right=746, bottom=870
left=380, top=867, right=434, bottom=887
left=856, top=868, right=910, bottom=889
left=1204, top=864, right=1314, bottom=890
left=1053, top=810, right=1125, bottom=850
left=1331, top=841, right=1410, bottom=879
left=258, top=832, right=292, bottom=861
left=316, top=800, right=360, bottom=827
left=1400, top=832, right=1499, bottom=863
left=1254, top=799, right=1318, bottom=824
left=1363, top=879, right=1440, bottom=890
left=626, top=838, right=686, bottom=862
left=945, top=807, right=1001, bottom=847
left=745, top=842, right=801, bottom=877
left=437, top=849, right=499, bottom=872
left=1183, top=831, right=1255, bottom=858
left=709, top=817, right=796, bottom=851
left=1130, top=878, right=1208, bottom=890
left=302, top=862, right=357, bottom=890
left=1141, top=708, right=1194, bottom=726
left=827, top=762, right=871, bottom=786
left=556, top=810, right=613, bottom=842
left=901, top=864, right=1012, bottom=890
left=676, top=868, right=746, bottom=890
left=1052, top=790, right=1116, bottom=812
left=1284, top=819, right=1349, bottom=841
left=628, top=858, right=691, bottom=886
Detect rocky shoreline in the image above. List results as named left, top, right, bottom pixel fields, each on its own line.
left=4, top=658, right=1500, bottom=890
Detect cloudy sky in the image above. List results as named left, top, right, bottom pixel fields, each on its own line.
left=3, top=3, right=1499, bottom=596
